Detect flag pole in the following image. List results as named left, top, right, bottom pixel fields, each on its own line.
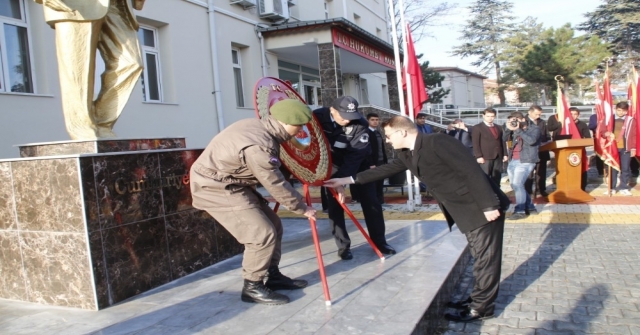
left=387, top=0, right=414, bottom=211
left=396, top=0, right=422, bottom=206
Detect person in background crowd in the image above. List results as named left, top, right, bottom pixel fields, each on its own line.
left=448, top=118, right=473, bottom=155
left=472, top=108, right=508, bottom=186
left=524, top=105, right=550, bottom=197
left=567, top=107, right=592, bottom=190
left=503, top=112, right=541, bottom=220
left=190, top=99, right=316, bottom=305
left=600, top=102, right=636, bottom=196
left=323, top=115, right=510, bottom=323
left=315, top=96, right=396, bottom=260
left=415, top=112, right=434, bottom=134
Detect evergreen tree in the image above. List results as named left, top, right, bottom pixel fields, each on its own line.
left=451, top=0, right=516, bottom=106
left=579, top=0, right=640, bottom=74
left=419, top=59, right=449, bottom=103
left=516, top=25, right=611, bottom=102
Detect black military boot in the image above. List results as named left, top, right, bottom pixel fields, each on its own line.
left=241, top=279, right=290, bottom=305
left=265, top=266, right=308, bottom=290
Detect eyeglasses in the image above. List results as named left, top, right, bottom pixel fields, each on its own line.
left=385, top=130, right=403, bottom=140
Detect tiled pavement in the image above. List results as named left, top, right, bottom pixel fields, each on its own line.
left=442, top=224, right=640, bottom=335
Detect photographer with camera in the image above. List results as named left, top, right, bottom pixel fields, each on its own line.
left=503, top=111, right=541, bottom=220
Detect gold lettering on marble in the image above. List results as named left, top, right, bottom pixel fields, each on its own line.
left=113, top=173, right=190, bottom=194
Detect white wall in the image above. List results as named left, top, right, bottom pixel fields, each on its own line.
left=0, top=0, right=392, bottom=159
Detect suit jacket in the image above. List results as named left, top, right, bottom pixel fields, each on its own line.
left=526, top=116, right=550, bottom=160
left=367, top=128, right=387, bottom=165
left=354, top=133, right=510, bottom=234
left=472, top=122, right=507, bottom=160
left=37, top=0, right=138, bottom=29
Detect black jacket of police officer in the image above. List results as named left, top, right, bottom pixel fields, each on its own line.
left=314, top=96, right=394, bottom=259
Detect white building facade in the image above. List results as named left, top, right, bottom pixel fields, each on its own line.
left=0, top=0, right=401, bottom=158
left=430, top=67, right=487, bottom=109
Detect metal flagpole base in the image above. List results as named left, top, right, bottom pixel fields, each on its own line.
left=406, top=199, right=415, bottom=212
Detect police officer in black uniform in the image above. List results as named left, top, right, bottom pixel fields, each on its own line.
left=314, top=96, right=395, bottom=260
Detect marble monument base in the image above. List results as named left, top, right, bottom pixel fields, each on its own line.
left=0, top=138, right=243, bottom=310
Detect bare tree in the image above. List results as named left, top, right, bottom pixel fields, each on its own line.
left=390, top=0, right=457, bottom=45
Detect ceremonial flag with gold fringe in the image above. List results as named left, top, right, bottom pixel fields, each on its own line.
left=598, top=69, right=621, bottom=171
left=630, top=67, right=640, bottom=158
left=556, top=79, right=588, bottom=172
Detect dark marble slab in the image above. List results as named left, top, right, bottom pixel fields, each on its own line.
left=413, top=247, right=472, bottom=334
left=80, top=157, right=100, bottom=233
left=19, top=138, right=186, bottom=158
left=165, top=210, right=217, bottom=279
left=0, top=162, right=17, bottom=230
left=88, top=231, right=109, bottom=309
left=12, top=159, right=84, bottom=233
left=19, top=231, right=95, bottom=309
left=0, top=231, right=27, bottom=301
left=159, top=150, right=201, bottom=215
left=94, top=153, right=163, bottom=229
left=96, top=138, right=186, bottom=154
left=101, top=218, right=171, bottom=305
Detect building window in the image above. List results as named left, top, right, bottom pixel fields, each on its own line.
left=232, top=48, right=245, bottom=107
left=138, top=26, right=162, bottom=102
left=0, top=0, right=34, bottom=93
left=324, top=1, right=329, bottom=19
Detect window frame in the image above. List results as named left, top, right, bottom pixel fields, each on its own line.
left=0, top=0, right=37, bottom=94
left=138, top=25, right=163, bottom=102
left=231, top=47, right=245, bottom=108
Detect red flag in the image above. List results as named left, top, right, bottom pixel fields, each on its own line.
left=630, top=68, right=640, bottom=158
left=599, top=70, right=621, bottom=171
left=593, top=80, right=605, bottom=158
left=401, top=24, right=428, bottom=117
left=557, top=86, right=581, bottom=139
left=556, top=82, right=588, bottom=172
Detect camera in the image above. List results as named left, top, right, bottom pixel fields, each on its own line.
left=509, top=119, right=519, bottom=127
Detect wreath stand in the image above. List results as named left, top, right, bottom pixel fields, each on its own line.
left=273, top=184, right=384, bottom=306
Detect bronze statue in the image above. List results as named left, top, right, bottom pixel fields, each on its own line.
left=35, top=0, right=145, bottom=139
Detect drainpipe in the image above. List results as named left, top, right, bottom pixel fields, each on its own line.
left=256, top=25, right=268, bottom=77
left=208, top=0, right=225, bottom=132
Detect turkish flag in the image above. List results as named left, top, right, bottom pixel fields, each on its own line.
left=401, top=24, right=428, bottom=118
left=598, top=70, right=621, bottom=171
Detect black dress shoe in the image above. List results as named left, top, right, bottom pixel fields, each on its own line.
left=338, top=248, right=353, bottom=260
left=446, top=297, right=472, bottom=309
left=265, top=266, right=308, bottom=290
left=241, top=279, right=290, bottom=305
left=539, top=191, right=549, bottom=197
left=444, top=308, right=494, bottom=322
left=375, top=243, right=396, bottom=255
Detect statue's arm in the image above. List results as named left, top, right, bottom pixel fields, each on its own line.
left=133, top=0, right=145, bottom=10
left=36, top=0, right=75, bottom=12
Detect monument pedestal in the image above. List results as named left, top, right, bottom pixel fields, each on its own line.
left=0, top=138, right=242, bottom=310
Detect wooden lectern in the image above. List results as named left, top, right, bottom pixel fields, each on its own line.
left=540, top=138, right=595, bottom=204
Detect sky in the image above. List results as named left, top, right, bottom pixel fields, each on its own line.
left=413, top=0, right=604, bottom=77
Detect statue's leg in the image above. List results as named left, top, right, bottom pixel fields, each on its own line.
left=54, top=21, right=102, bottom=140
left=94, top=3, right=143, bottom=137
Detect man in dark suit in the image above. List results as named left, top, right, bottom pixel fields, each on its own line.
left=324, top=115, right=510, bottom=322
left=366, top=113, right=388, bottom=204
left=472, top=108, right=508, bottom=186
left=314, top=96, right=395, bottom=260
left=524, top=106, right=551, bottom=197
